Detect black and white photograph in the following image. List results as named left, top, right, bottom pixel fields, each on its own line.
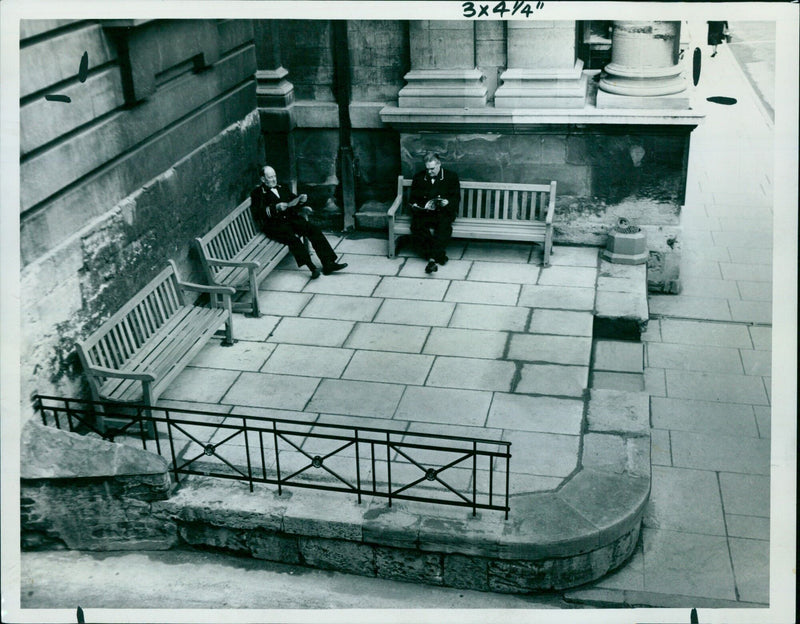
left=1, top=2, right=797, bottom=623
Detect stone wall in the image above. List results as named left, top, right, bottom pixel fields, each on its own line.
left=20, top=422, right=178, bottom=551
left=19, top=20, right=262, bottom=403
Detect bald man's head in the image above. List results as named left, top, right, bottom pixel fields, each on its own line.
left=261, top=166, right=278, bottom=188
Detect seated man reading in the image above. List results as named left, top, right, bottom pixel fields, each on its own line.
left=250, top=166, right=347, bottom=279
left=409, top=152, right=461, bottom=274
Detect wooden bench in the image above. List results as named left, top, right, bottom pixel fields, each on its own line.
left=387, top=176, right=557, bottom=266
left=194, top=198, right=291, bottom=317
left=76, top=260, right=235, bottom=417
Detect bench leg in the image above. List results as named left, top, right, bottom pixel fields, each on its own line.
left=247, top=268, right=261, bottom=318
left=543, top=228, right=553, bottom=268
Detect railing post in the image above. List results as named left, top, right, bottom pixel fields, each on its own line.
left=273, top=421, right=282, bottom=496
left=165, top=409, right=180, bottom=484
left=32, top=394, right=45, bottom=426
left=472, top=441, right=477, bottom=517
left=505, top=447, right=511, bottom=521
left=386, top=432, right=392, bottom=508
left=243, top=416, right=253, bottom=492
left=354, top=429, right=362, bottom=505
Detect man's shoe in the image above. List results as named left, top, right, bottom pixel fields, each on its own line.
left=309, top=267, right=321, bottom=279
left=436, top=255, right=449, bottom=266
left=322, top=262, right=348, bottom=275
left=425, top=260, right=438, bottom=274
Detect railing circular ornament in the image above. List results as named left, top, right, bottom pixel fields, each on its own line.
left=204, top=444, right=215, bottom=456
left=312, top=455, right=323, bottom=468
left=426, top=468, right=437, bottom=481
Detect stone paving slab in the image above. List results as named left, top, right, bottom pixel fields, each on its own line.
left=729, top=299, right=772, bottom=324
left=191, top=340, right=276, bottom=371
left=748, top=325, right=771, bottom=350
left=725, top=514, right=770, bottom=541
left=397, top=258, right=471, bottom=280
left=651, top=397, right=759, bottom=437
left=374, top=276, right=449, bottom=301
left=736, top=280, right=772, bottom=301
left=300, top=294, right=383, bottom=322
left=753, top=406, right=771, bottom=438
left=338, top=254, right=404, bottom=276
left=679, top=277, right=742, bottom=299
left=711, top=230, right=772, bottom=248
left=593, top=340, right=643, bottom=373
left=305, top=379, right=405, bottom=418
left=508, top=334, right=592, bottom=366
left=303, top=273, right=381, bottom=297
left=720, top=262, right=773, bottom=282
left=728, top=537, right=770, bottom=604
left=586, top=389, right=649, bottom=435
left=537, top=265, right=597, bottom=288
left=659, top=318, right=754, bottom=347
left=256, top=291, right=312, bottom=317
left=374, top=298, right=455, bottom=327
left=529, top=309, right=593, bottom=336
left=486, top=393, right=583, bottom=436
left=222, top=371, right=320, bottom=411
left=728, top=247, right=772, bottom=265
left=461, top=241, right=532, bottom=263
left=641, top=529, right=737, bottom=600
left=591, top=372, right=645, bottom=392
left=644, top=368, right=666, bottom=397
left=518, top=284, right=595, bottom=310
left=260, top=269, right=313, bottom=292
left=516, top=364, right=588, bottom=398
left=334, top=236, right=391, bottom=255
left=426, top=357, right=516, bottom=392
left=342, top=350, right=434, bottom=386
left=646, top=342, right=744, bottom=374
left=670, top=430, right=770, bottom=475
left=594, top=290, right=649, bottom=324
left=649, top=429, right=672, bottom=467
left=233, top=315, right=281, bottom=341
left=423, top=327, right=507, bottom=359
left=718, top=472, right=770, bottom=517
left=650, top=295, right=734, bottom=321
left=665, top=370, right=769, bottom=404
left=466, top=261, right=541, bottom=284
left=546, top=245, right=599, bottom=267
left=261, top=344, right=354, bottom=378
left=449, top=303, right=529, bottom=332
left=394, top=386, right=493, bottom=427
left=444, top=280, right=520, bottom=306
left=162, top=367, right=241, bottom=404
left=268, top=317, right=355, bottom=347
left=499, top=430, right=579, bottom=477
left=643, top=466, right=726, bottom=535
left=344, top=322, right=430, bottom=353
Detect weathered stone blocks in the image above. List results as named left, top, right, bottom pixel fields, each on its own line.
left=299, top=537, right=374, bottom=575
left=374, top=546, right=443, bottom=585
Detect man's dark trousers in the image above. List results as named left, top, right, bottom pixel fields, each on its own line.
left=263, top=217, right=337, bottom=269
left=410, top=210, right=453, bottom=263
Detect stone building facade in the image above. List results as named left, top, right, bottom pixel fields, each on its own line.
left=19, top=18, right=701, bottom=406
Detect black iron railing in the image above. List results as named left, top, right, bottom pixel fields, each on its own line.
left=33, top=395, right=512, bottom=518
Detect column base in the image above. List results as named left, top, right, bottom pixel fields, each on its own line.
left=596, top=88, right=690, bottom=110
left=256, top=68, right=295, bottom=108
left=495, top=69, right=589, bottom=109
left=398, top=69, right=487, bottom=108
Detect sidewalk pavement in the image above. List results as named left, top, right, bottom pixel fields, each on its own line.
left=566, top=28, right=775, bottom=608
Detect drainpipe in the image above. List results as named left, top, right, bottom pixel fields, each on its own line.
left=332, top=20, right=357, bottom=231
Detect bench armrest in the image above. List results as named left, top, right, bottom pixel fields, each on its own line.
left=206, top=257, right=260, bottom=270
left=387, top=193, right=403, bottom=218
left=84, top=364, right=156, bottom=382
left=544, top=189, right=556, bottom=225
left=177, top=280, right=237, bottom=296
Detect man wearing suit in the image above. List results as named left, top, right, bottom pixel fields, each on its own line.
left=408, top=152, right=461, bottom=274
left=250, top=166, right=347, bottom=279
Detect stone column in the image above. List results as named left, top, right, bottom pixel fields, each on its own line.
left=494, top=21, right=588, bottom=108
left=254, top=21, right=294, bottom=119
left=597, top=21, right=688, bottom=109
left=398, top=21, right=486, bottom=108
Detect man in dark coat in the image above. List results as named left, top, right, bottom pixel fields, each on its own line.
left=250, top=166, right=346, bottom=279
left=408, top=152, right=461, bottom=273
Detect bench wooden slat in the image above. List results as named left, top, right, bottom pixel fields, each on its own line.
left=195, top=198, right=303, bottom=317
left=77, top=261, right=235, bottom=417
left=387, top=175, right=556, bottom=266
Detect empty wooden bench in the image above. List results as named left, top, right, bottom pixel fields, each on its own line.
left=194, top=198, right=291, bottom=317
left=387, top=177, right=557, bottom=266
left=76, top=260, right=235, bottom=418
